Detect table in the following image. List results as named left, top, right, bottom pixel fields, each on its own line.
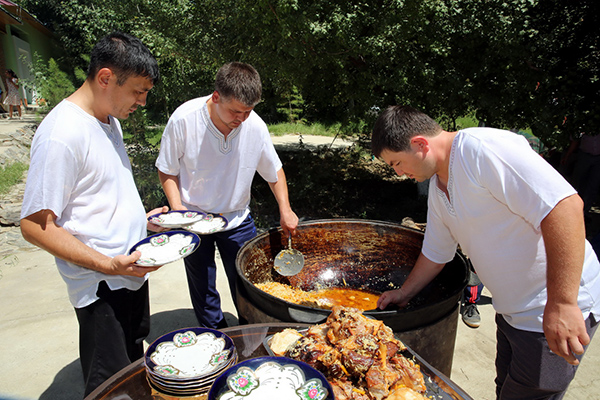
left=85, top=322, right=473, bottom=400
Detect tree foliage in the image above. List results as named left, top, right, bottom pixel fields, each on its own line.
left=26, top=55, right=76, bottom=108
left=20, top=0, right=599, bottom=147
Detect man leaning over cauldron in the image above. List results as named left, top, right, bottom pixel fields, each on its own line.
left=155, top=62, right=299, bottom=329
left=20, top=32, right=169, bottom=396
left=373, top=105, right=600, bottom=400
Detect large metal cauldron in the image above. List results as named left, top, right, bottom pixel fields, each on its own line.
left=235, top=219, right=468, bottom=375
left=236, top=219, right=467, bottom=329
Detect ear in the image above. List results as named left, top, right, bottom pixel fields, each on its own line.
left=96, top=68, right=113, bottom=88
left=410, top=136, right=429, bottom=152
left=211, top=91, right=221, bottom=104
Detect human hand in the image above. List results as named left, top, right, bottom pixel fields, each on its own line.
left=146, top=205, right=170, bottom=232
left=377, top=288, right=409, bottom=310
left=107, top=252, right=162, bottom=277
left=280, top=209, right=299, bottom=237
left=543, top=302, right=589, bottom=365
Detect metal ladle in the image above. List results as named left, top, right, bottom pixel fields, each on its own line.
left=273, top=233, right=305, bottom=276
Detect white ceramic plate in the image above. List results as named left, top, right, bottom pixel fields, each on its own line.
left=129, top=231, right=200, bottom=267
left=148, top=210, right=206, bottom=228
left=185, top=214, right=228, bottom=234
left=209, top=358, right=331, bottom=400
left=149, top=331, right=232, bottom=378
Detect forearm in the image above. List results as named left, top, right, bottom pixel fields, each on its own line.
left=158, top=170, right=185, bottom=210
left=541, top=194, right=585, bottom=306
left=268, top=168, right=298, bottom=232
left=378, top=252, right=446, bottom=309
left=268, top=168, right=293, bottom=215
left=402, top=252, right=447, bottom=299
left=21, top=210, right=113, bottom=274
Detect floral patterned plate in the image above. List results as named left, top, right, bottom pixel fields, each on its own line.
left=145, top=327, right=236, bottom=381
left=207, top=357, right=333, bottom=400
left=148, top=210, right=206, bottom=228
left=129, top=231, right=200, bottom=267
left=185, top=214, right=229, bottom=235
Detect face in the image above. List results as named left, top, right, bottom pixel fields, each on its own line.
left=380, top=144, right=436, bottom=182
left=211, top=92, right=254, bottom=131
left=107, top=74, right=154, bottom=120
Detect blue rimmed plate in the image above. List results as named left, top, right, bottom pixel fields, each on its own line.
left=148, top=210, right=206, bottom=228
left=145, top=327, right=236, bottom=381
left=185, top=214, right=229, bottom=234
left=128, top=230, right=200, bottom=267
left=207, top=356, right=333, bottom=400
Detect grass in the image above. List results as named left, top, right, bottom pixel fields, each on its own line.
left=268, top=122, right=341, bottom=137
left=133, top=121, right=342, bottom=148
left=0, top=162, right=27, bottom=196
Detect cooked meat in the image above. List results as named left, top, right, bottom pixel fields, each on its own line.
left=386, top=386, right=428, bottom=400
left=271, top=306, right=427, bottom=399
left=269, top=328, right=303, bottom=356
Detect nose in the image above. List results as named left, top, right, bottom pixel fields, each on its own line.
left=393, top=166, right=405, bottom=176
left=239, top=111, right=251, bottom=122
left=137, top=92, right=148, bottom=107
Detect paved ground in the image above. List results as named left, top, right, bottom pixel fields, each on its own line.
left=0, top=118, right=598, bottom=400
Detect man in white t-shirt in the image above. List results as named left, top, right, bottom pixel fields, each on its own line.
left=372, top=105, right=600, bottom=399
left=156, top=62, right=298, bottom=329
left=20, top=32, right=168, bottom=396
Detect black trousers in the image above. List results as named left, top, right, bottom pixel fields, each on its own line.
left=495, top=312, right=598, bottom=400
left=75, top=280, right=150, bottom=396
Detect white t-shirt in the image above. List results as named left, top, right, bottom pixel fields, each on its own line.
left=422, top=127, right=600, bottom=332
left=21, top=100, right=148, bottom=308
left=155, top=95, right=282, bottom=230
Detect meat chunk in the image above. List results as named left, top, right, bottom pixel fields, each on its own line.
left=272, top=306, right=428, bottom=399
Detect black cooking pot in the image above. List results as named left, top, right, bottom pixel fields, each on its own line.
left=236, top=219, right=468, bottom=331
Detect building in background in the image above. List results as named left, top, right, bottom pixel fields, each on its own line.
left=1, top=0, right=59, bottom=107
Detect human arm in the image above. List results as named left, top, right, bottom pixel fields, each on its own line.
left=540, top=194, right=589, bottom=365
left=158, top=170, right=187, bottom=211
left=20, top=209, right=159, bottom=277
left=268, top=168, right=299, bottom=236
left=377, top=252, right=446, bottom=309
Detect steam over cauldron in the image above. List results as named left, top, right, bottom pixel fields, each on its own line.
left=235, top=219, right=469, bottom=374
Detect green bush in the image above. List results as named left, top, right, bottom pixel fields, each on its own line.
left=27, top=55, right=76, bottom=109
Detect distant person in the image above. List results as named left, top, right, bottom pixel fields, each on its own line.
left=156, top=62, right=298, bottom=329
left=3, top=69, right=22, bottom=119
left=373, top=105, right=600, bottom=399
left=461, top=266, right=484, bottom=328
left=20, top=32, right=168, bottom=395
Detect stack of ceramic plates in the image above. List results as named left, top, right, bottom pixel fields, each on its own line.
left=148, top=210, right=229, bottom=234
left=145, top=327, right=238, bottom=397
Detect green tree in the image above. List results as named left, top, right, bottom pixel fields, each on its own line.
left=21, top=0, right=599, bottom=147
left=27, top=56, right=76, bottom=108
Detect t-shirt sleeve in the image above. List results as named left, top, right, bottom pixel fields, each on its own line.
left=155, top=118, right=184, bottom=176
left=469, top=135, right=575, bottom=230
left=256, top=128, right=282, bottom=183
left=21, top=137, right=79, bottom=220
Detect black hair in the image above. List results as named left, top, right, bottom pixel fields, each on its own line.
left=87, top=31, right=159, bottom=86
left=214, top=62, right=262, bottom=107
left=371, top=105, right=442, bottom=157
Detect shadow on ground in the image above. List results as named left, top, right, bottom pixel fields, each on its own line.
left=38, top=360, right=84, bottom=400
